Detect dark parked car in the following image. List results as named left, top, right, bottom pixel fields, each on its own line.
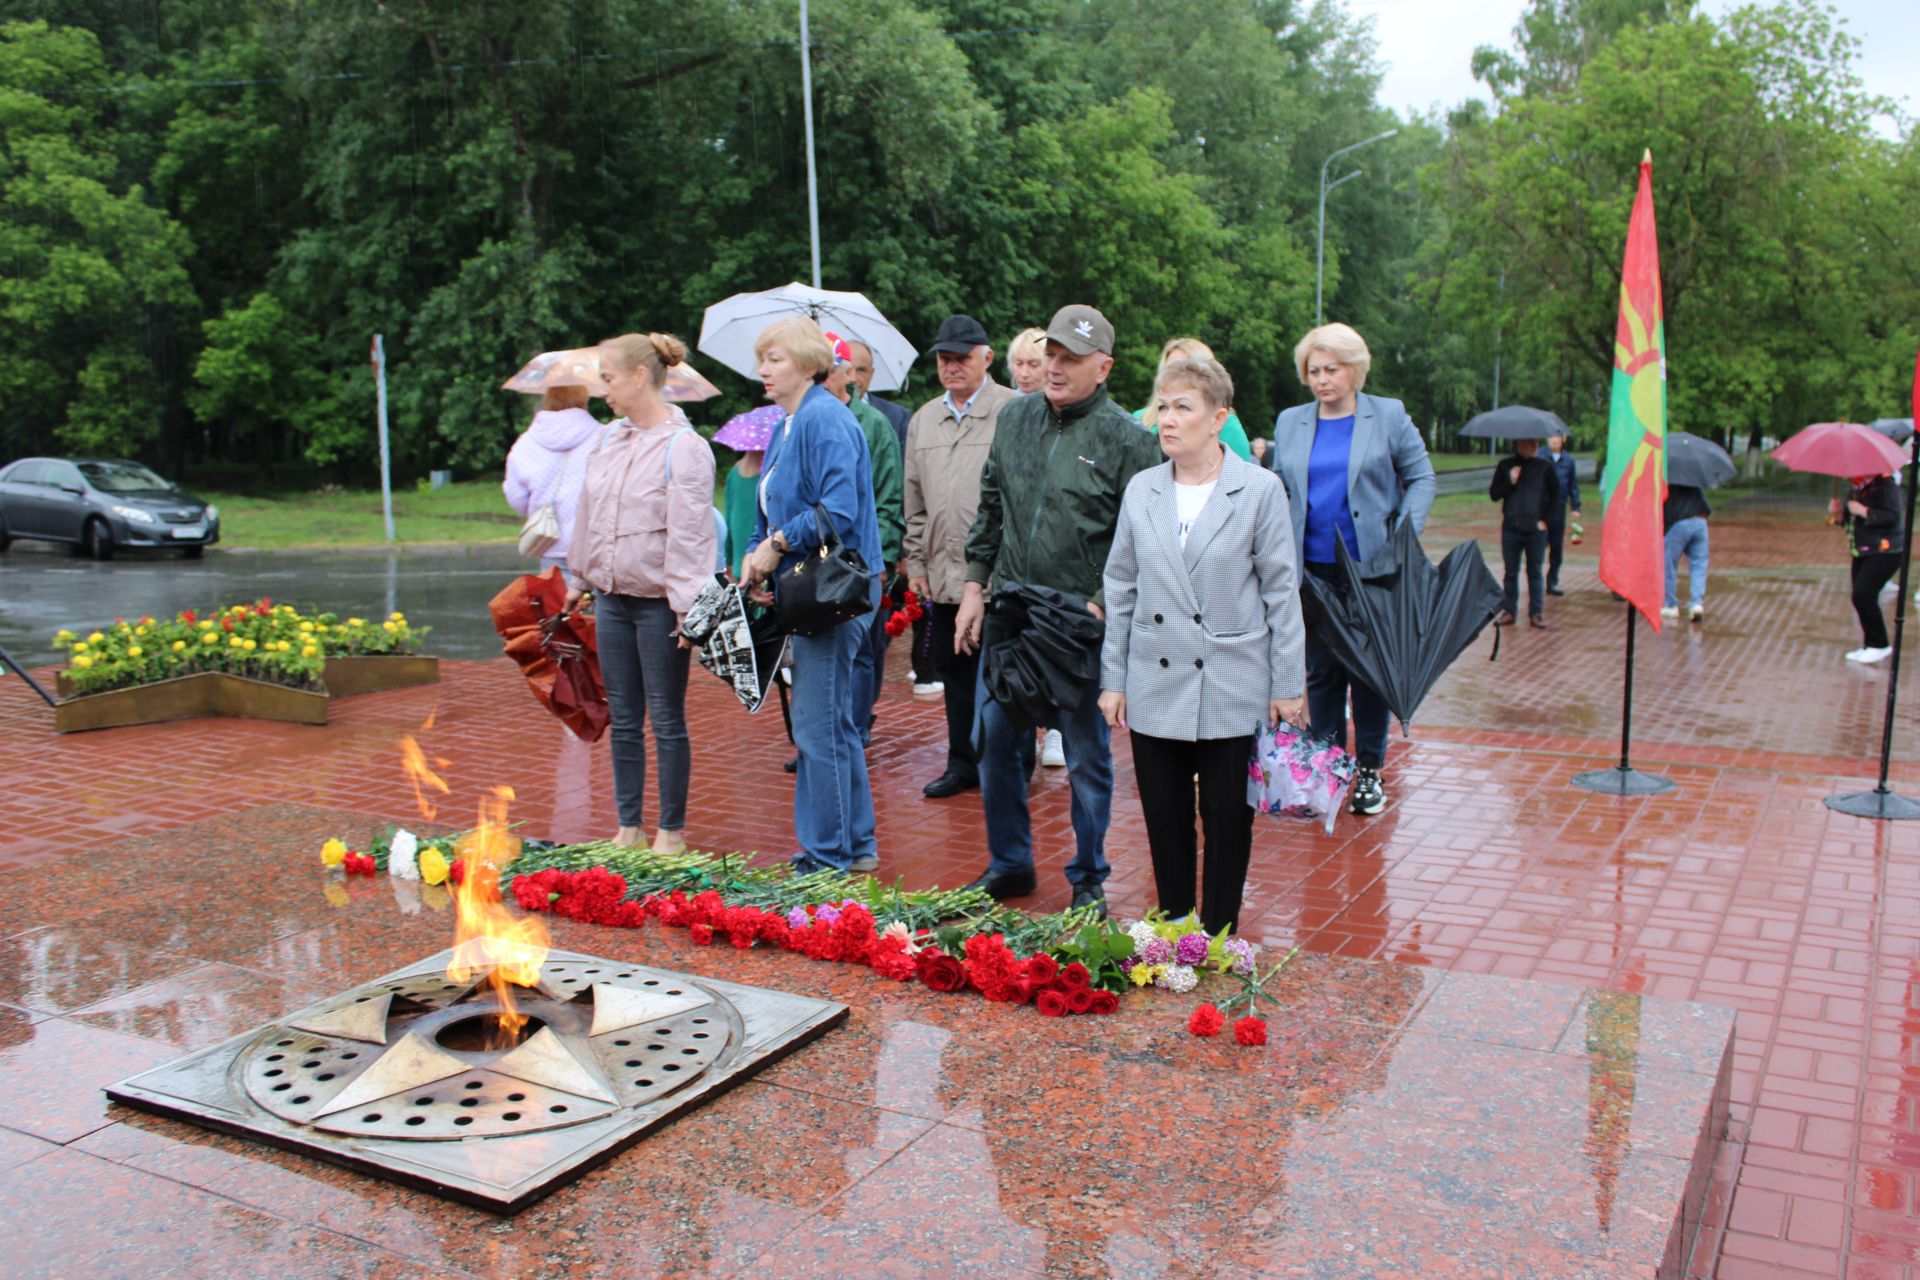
left=0, top=458, right=220, bottom=559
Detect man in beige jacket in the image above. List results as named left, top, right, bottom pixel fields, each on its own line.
left=904, top=315, right=1019, bottom=798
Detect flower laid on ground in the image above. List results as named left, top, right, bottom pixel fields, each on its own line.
left=319, top=838, right=348, bottom=868
left=1120, top=912, right=1255, bottom=989
left=1233, top=1015, right=1269, bottom=1046
left=387, top=829, right=421, bottom=882
left=1189, top=1003, right=1226, bottom=1037
left=51, top=599, right=430, bottom=697
left=418, top=846, right=451, bottom=886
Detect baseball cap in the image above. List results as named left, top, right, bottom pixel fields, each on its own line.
left=929, top=314, right=991, bottom=354
left=819, top=328, right=855, bottom=366
left=1045, top=304, right=1114, bottom=356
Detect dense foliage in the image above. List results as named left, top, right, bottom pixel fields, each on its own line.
left=3, top=0, right=1911, bottom=479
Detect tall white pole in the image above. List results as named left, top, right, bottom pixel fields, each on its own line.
left=372, top=334, right=395, bottom=542
left=799, top=0, right=822, bottom=288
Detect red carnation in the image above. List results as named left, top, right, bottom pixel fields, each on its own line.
left=1066, top=987, right=1096, bottom=1014
left=1023, top=953, right=1060, bottom=984
left=689, top=923, right=714, bottom=945
left=1059, top=961, right=1091, bottom=990
left=1035, top=988, right=1070, bottom=1017
left=917, top=951, right=968, bottom=993
left=1188, top=1003, right=1226, bottom=1037
left=448, top=858, right=467, bottom=887
left=1088, top=990, right=1119, bottom=1015
left=1233, top=1015, right=1268, bottom=1046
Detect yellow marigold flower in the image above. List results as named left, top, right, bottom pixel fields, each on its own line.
left=70, top=642, right=86, bottom=654
left=418, top=847, right=451, bottom=885
left=242, top=638, right=257, bottom=651
left=127, top=645, right=143, bottom=658
left=172, top=640, right=186, bottom=652
left=299, top=621, right=314, bottom=633
left=320, top=838, right=348, bottom=867
left=346, top=617, right=365, bottom=627
left=301, top=645, right=317, bottom=658
left=389, top=612, right=405, bottom=622
left=87, top=631, right=104, bottom=644
left=53, top=629, right=73, bottom=642
left=381, top=621, right=397, bottom=633
left=72, top=655, right=93, bottom=669
left=202, top=632, right=218, bottom=645
left=135, top=625, right=147, bottom=636
left=315, top=624, right=329, bottom=634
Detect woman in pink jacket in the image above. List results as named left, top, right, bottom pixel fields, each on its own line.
left=502, top=385, right=605, bottom=578
left=566, top=333, right=718, bottom=853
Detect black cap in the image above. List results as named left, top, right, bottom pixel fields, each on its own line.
left=929, top=314, right=991, bottom=354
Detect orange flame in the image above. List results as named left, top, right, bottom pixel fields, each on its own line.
left=399, top=735, right=450, bottom=820
left=446, top=785, right=549, bottom=1046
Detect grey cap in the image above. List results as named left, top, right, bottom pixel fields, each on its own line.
left=1045, top=304, right=1114, bottom=357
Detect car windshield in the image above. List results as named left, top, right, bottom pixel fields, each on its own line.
left=77, top=461, right=173, bottom=493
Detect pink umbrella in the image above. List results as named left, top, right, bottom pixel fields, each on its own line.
left=1771, top=421, right=1909, bottom=478
left=713, top=405, right=783, bottom=452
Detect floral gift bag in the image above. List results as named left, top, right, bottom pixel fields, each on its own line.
left=1247, top=720, right=1357, bottom=835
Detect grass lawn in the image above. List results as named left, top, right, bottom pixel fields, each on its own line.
left=203, top=481, right=519, bottom=550
left=1426, top=449, right=1502, bottom=473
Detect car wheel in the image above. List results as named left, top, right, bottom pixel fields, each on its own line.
left=84, top=518, right=114, bottom=560
left=182, top=545, right=204, bottom=560
left=0, top=519, right=10, bottom=551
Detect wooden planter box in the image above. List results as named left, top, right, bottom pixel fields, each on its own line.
left=53, top=673, right=329, bottom=733
left=321, top=655, right=440, bottom=697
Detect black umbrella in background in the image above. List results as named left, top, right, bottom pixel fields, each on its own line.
left=1458, top=405, right=1570, bottom=440
left=1664, top=432, right=1737, bottom=489
left=1869, top=418, right=1915, bottom=445
left=1300, top=520, right=1506, bottom=733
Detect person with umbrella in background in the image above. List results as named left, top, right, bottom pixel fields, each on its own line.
left=1544, top=431, right=1581, bottom=594
left=1836, top=469, right=1905, bottom=663
left=714, top=406, right=782, bottom=579
left=504, top=384, right=606, bottom=581
left=1488, top=438, right=1559, bottom=628
left=565, top=333, right=718, bottom=854
left=1267, top=323, right=1436, bottom=816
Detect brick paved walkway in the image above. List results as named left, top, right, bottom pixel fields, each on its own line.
left=1, top=494, right=1917, bottom=1277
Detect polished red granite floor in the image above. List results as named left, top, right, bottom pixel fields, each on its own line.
left=1, top=494, right=1917, bottom=1277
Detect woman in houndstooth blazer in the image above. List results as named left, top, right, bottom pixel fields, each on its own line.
left=1099, top=355, right=1307, bottom=935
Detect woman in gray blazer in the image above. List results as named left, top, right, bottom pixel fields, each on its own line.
left=1265, top=323, right=1435, bottom=817
left=1100, top=356, right=1306, bottom=935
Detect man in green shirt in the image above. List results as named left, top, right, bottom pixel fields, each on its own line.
left=826, top=346, right=904, bottom=748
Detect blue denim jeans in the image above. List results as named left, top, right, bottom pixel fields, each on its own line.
left=594, top=593, right=690, bottom=830
left=1664, top=517, right=1709, bottom=608
left=976, top=660, right=1112, bottom=889
left=849, top=606, right=891, bottom=746
left=787, top=587, right=879, bottom=872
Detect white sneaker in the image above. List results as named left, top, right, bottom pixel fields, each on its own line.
left=1689, top=605, right=1704, bottom=622
left=1041, top=729, right=1067, bottom=768
left=1846, top=646, right=1894, bottom=664
left=1660, top=606, right=1680, bottom=620
left=912, top=680, right=944, bottom=696
left=1882, top=581, right=1900, bottom=600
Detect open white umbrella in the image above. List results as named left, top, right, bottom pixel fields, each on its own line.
left=698, top=283, right=917, bottom=391
left=501, top=348, right=720, bottom=403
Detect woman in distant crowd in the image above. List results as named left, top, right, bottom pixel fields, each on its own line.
left=503, top=385, right=604, bottom=579
left=1266, top=323, right=1435, bottom=817
left=1006, top=327, right=1048, bottom=396
left=1834, top=470, right=1904, bottom=664
left=566, top=333, right=718, bottom=853
left=1100, top=355, right=1305, bottom=935
left=724, top=449, right=762, bottom=579
left=739, top=318, right=885, bottom=874
left=1136, top=338, right=1253, bottom=463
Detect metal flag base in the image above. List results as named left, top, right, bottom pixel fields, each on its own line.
left=1571, top=766, right=1675, bottom=796
left=1824, top=788, right=1920, bottom=820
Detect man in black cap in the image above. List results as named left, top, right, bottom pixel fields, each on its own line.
left=955, top=305, right=1162, bottom=912
left=904, top=315, right=1019, bottom=798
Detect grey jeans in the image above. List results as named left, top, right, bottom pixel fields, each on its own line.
left=595, top=593, right=690, bottom=830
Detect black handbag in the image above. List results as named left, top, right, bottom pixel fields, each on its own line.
left=774, top=503, right=874, bottom=636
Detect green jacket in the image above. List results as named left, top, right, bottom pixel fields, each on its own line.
left=850, top=393, right=904, bottom=565
left=965, top=386, right=1162, bottom=608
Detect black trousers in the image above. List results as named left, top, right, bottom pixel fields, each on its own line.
left=1851, top=551, right=1902, bottom=648
left=1545, top=505, right=1567, bottom=588
left=930, top=601, right=981, bottom=780
left=1501, top=527, right=1548, bottom=618
left=1129, top=731, right=1255, bottom=935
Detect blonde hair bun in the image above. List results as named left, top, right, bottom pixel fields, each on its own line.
left=649, top=333, right=687, bottom=368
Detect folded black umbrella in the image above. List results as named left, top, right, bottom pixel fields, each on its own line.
left=1665, top=432, right=1736, bottom=488
left=1301, top=521, right=1504, bottom=733
left=981, top=584, right=1106, bottom=733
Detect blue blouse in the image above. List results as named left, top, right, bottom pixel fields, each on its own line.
left=752, top=383, right=883, bottom=576
left=1303, top=414, right=1358, bottom=564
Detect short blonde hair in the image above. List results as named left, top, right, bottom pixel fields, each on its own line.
left=540, top=385, right=590, bottom=412
left=1156, top=355, right=1234, bottom=414
left=1160, top=336, right=1215, bottom=363
left=599, top=332, right=688, bottom=389
left=1293, top=323, right=1371, bottom=390
left=1144, top=338, right=1219, bottom=426
left=1006, top=326, right=1047, bottom=372
left=753, top=317, right=835, bottom=380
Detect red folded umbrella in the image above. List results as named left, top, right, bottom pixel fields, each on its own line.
left=1771, top=421, right=1909, bottom=478
left=488, top=569, right=609, bottom=742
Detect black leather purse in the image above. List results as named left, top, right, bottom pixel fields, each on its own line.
left=774, top=503, right=873, bottom=636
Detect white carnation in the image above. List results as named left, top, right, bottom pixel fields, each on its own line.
left=1158, top=963, right=1198, bottom=993
left=1126, top=920, right=1159, bottom=952
left=388, top=828, right=421, bottom=882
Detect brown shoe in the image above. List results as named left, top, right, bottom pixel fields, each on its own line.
left=1529, top=615, right=1548, bottom=629
left=1495, top=611, right=1515, bottom=626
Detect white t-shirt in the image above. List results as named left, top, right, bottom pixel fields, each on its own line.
left=1174, top=480, right=1217, bottom=547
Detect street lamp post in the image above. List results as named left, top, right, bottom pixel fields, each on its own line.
left=1316, top=128, right=1399, bottom=324
left=799, top=0, right=822, bottom=288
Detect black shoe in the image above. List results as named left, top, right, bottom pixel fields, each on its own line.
left=1350, top=766, right=1385, bottom=816
left=962, top=870, right=1037, bottom=901
left=1069, top=884, right=1108, bottom=917
left=922, top=770, right=979, bottom=799
left=783, top=756, right=798, bottom=774
left=1547, top=585, right=1565, bottom=596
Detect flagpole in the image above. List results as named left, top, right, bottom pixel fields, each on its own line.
left=1573, top=602, right=1674, bottom=795
left=1826, top=347, right=1920, bottom=819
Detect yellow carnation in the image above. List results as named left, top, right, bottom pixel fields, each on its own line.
left=320, top=838, right=348, bottom=867
left=418, top=847, right=451, bottom=885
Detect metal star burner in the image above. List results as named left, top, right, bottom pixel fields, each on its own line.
left=105, top=948, right=846, bottom=1212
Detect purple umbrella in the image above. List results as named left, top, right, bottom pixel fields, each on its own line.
left=713, top=405, right=783, bottom=452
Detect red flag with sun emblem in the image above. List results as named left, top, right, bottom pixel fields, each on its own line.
left=1598, top=152, right=1670, bottom=629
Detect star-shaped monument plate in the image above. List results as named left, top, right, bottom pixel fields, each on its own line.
left=104, top=948, right=847, bottom=1212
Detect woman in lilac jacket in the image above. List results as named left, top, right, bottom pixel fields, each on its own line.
left=503, top=385, right=604, bottom=579
left=565, top=333, right=718, bottom=854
